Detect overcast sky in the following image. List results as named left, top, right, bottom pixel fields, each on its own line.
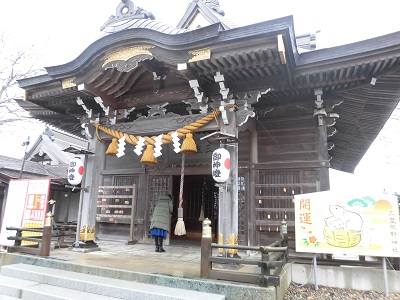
left=1, top=0, right=399, bottom=192
left=1, top=0, right=399, bottom=67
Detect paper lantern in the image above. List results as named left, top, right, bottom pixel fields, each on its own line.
left=212, top=148, right=230, bottom=182
left=68, top=158, right=84, bottom=185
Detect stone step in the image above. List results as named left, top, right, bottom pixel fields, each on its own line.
left=0, top=275, right=117, bottom=299
left=0, top=264, right=226, bottom=300
left=0, top=275, right=37, bottom=298
left=0, top=296, right=20, bottom=300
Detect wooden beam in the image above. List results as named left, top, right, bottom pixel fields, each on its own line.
left=78, top=83, right=116, bottom=108
left=100, top=70, right=125, bottom=92
left=277, top=34, right=286, bottom=64
left=114, top=70, right=149, bottom=98
left=253, top=160, right=329, bottom=169
left=208, top=270, right=260, bottom=285
left=105, top=113, right=219, bottom=136
left=118, top=86, right=195, bottom=108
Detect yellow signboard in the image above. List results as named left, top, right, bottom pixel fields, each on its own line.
left=295, top=191, right=400, bottom=257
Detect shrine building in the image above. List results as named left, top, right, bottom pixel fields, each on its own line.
left=17, top=0, right=400, bottom=248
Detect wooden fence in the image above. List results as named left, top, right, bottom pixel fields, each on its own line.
left=201, top=235, right=288, bottom=287
left=6, top=226, right=52, bottom=256
left=6, top=221, right=76, bottom=256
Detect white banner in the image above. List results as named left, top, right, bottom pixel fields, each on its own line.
left=0, top=180, right=29, bottom=246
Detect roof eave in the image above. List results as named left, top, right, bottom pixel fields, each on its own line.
left=299, top=31, right=400, bottom=66
left=18, top=17, right=296, bottom=91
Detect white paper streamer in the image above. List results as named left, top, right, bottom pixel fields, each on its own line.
left=154, top=134, right=163, bottom=158
left=172, top=131, right=181, bottom=153
left=134, top=136, right=145, bottom=156
left=116, top=135, right=126, bottom=158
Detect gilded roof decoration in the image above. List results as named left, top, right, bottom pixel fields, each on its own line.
left=101, top=45, right=155, bottom=72
left=62, top=77, right=76, bottom=89
left=188, top=48, right=211, bottom=63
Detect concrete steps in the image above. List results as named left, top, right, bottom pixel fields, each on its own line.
left=0, top=274, right=116, bottom=299
left=0, top=263, right=225, bottom=300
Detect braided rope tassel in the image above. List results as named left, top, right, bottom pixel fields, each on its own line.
left=174, top=153, right=186, bottom=236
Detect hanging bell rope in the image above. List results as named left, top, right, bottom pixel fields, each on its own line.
left=174, top=153, right=186, bottom=236
left=198, top=177, right=206, bottom=222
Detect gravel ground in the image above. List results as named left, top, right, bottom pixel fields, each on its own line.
left=283, top=283, right=400, bottom=300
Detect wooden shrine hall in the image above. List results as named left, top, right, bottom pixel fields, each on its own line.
left=17, top=0, right=400, bottom=249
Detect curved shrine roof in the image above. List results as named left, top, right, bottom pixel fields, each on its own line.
left=16, top=1, right=400, bottom=174
left=99, top=0, right=187, bottom=38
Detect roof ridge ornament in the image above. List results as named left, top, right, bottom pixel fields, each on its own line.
left=202, top=0, right=225, bottom=16
left=100, top=0, right=155, bottom=31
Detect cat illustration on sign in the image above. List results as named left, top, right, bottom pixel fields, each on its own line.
left=324, top=205, right=373, bottom=248
left=325, top=205, right=363, bottom=231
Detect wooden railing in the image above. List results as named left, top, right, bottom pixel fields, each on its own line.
left=201, top=235, right=288, bottom=287
left=52, top=223, right=77, bottom=247
left=6, top=219, right=77, bottom=256
left=6, top=226, right=52, bottom=256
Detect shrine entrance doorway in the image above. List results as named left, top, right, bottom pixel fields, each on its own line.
left=171, top=175, right=218, bottom=240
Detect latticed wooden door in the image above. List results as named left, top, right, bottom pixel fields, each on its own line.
left=238, top=175, right=246, bottom=245
left=102, top=176, right=137, bottom=186
left=256, top=172, right=300, bottom=234
left=180, top=175, right=219, bottom=235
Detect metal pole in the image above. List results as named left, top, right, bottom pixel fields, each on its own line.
left=313, top=253, right=319, bottom=291
left=383, top=257, right=389, bottom=297
left=73, top=154, right=88, bottom=247
left=18, top=136, right=30, bottom=179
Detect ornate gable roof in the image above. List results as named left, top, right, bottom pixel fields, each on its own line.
left=26, top=127, right=87, bottom=165
left=177, top=0, right=235, bottom=30
left=99, top=0, right=187, bottom=38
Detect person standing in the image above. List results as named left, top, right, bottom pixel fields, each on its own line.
left=150, top=194, right=173, bottom=252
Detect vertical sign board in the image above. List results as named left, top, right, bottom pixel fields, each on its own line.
left=294, top=191, right=400, bottom=257
left=21, top=179, right=51, bottom=245
left=0, top=179, right=50, bottom=246
left=0, top=180, right=29, bottom=246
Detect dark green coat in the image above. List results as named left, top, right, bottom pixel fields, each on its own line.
left=150, top=194, right=173, bottom=232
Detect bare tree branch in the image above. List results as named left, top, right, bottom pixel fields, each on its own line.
left=0, top=31, right=44, bottom=124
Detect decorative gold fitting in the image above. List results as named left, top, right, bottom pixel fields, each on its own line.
left=226, top=233, right=238, bottom=255
left=218, top=233, right=224, bottom=254
left=79, top=225, right=95, bottom=241
left=62, top=77, right=77, bottom=89
left=188, top=48, right=211, bottom=63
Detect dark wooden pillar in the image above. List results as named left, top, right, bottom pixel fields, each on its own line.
left=314, top=89, right=330, bottom=191
left=248, top=119, right=258, bottom=246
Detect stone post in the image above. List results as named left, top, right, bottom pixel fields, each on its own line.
left=200, top=218, right=212, bottom=278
